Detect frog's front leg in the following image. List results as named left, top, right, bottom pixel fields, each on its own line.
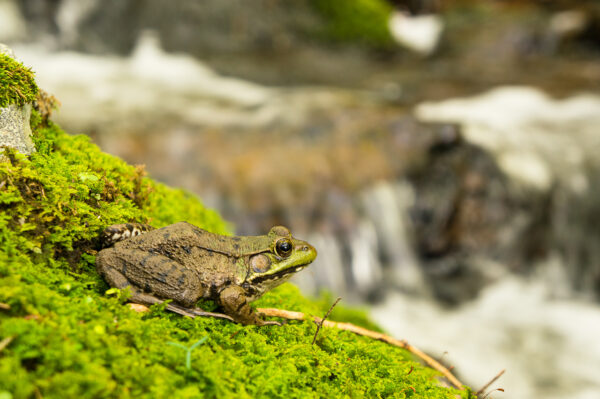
left=219, top=285, right=281, bottom=326
left=96, top=248, right=233, bottom=321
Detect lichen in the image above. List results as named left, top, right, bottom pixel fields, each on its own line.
left=0, top=54, right=38, bottom=108
left=0, top=100, right=473, bottom=397
left=309, top=0, right=395, bottom=48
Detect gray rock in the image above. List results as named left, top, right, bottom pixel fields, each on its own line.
left=0, top=103, right=35, bottom=157
left=0, top=43, right=35, bottom=161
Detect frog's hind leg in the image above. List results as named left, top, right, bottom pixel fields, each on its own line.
left=101, top=223, right=155, bottom=248
left=96, top=247, right=234, bottom=321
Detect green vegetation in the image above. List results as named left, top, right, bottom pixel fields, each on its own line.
left=310, top=0, right=395, bottom=48
left=0, top=60, right=473, bottom=398
left=0, top=54, right=38, bottom=108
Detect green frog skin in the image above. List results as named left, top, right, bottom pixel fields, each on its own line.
left=96, top=222, right=317, bottom=325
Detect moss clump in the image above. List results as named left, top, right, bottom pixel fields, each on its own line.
left=0, top=107, right=473, bottom=397
left=310, top=0, right=395, bottom=48
left=0, top=54, right=38, bottom=108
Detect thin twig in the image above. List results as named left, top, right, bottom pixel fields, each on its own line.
left=312, top=297, right=341, bottom=345
left=0, top=302, right=10, bottom=310
left=476, top=369, right=506, bottom=396
left=257, top=307, right=464, bottom=389
left=482, top=388, right=504, bottom=399
left=0, top=336, right=14, bottom=352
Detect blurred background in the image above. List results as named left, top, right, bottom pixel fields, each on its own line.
left=2, top=0, right=600, bottom=397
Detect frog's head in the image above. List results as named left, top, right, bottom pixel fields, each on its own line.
left=244, top=226, right=317, bottom=290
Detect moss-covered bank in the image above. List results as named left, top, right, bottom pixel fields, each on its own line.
left=0, top=62, right=472, bottom=398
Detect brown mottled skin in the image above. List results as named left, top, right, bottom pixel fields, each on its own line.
left=96, top=222, right=316, bottom=325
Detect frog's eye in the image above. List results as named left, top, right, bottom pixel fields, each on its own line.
left=275, top=238, right=293, bottom=258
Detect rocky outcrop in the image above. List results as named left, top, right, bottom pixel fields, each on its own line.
left=415, top=86, right=600, bottom=299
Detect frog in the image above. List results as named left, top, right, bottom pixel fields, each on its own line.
left=96, top=222, right=317, bottom=326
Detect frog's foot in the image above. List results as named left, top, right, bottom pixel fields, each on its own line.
left=254, top=318, right=282, bottom=327
left=220, top=285, right=282, bottom=326
left=170, top=302, right=277, bottom=325
left=125, top=296, right=233, bottom=322
left=125, top=296, right=235, bottom=322
left=101, top=223, right=155, bottom=248
left=168, top=304, right=235, bottom=322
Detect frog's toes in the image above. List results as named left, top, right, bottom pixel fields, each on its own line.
left=164, top=303, right=199, bottom=318
left=190, top=309, right=235, bottom=322
left=256, top=319, right=282, bottom=327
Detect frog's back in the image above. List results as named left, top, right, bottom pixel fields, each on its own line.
left=124, top=222, right=266, bottom=256
left=115, top=222, right=248, bottom=295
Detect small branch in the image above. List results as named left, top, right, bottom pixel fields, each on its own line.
left=482, top=388, right=504, bottom=399
left=229, top=330, right=242, bottom=340
left=476, top=369, right=506, bottom=396
left=312, top=297, right=341, bottom=345
left=0, top=336, right=14, bottom=353
left=0, top=302, right=10, bottom=310
left=258, top=307, right=464, bottom=389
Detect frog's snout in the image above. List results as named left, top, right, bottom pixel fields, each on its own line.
left=298, top=243, right=317, bottom=261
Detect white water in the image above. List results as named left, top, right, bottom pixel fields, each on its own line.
left=10, top=33, right=361, bottom=135
left=371, top=271, right=600, bottom=399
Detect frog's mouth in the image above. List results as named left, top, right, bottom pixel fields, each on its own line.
left=249, top=265, right=309, bottom=284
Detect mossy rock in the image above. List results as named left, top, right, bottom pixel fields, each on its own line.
left=0, top=76, right=473, bottom=398
left=0, top=53, right=38, bottom=108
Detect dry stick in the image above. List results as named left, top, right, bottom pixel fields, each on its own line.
left=312, top=297, right=342, bottom=345
left=258, top=307, right=464, bottom=389
left=482, top=388, right=504, bottom=399
left=476, top=369, right=506, bottom=396
left=0, top=302, right=10, bottom=310
left=0, top=336, right=14, bottom=353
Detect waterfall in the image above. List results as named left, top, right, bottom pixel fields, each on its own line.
left=360, top=181, right=427, bottom=295
left=291, top=180, right=428, bottom=301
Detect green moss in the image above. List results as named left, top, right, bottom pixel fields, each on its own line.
left=0, top=54, right=38, bottom=108
left=0, top=106, right=473, bottom=397
left=310, top=0, right=395, bottom=48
